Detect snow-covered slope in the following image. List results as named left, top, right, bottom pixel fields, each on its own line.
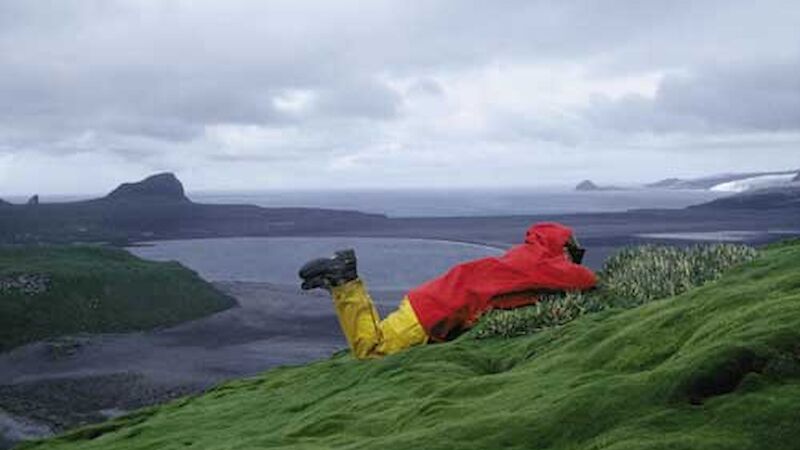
left=710, top=173, right=798, bottom=193
left=647, top=170, right=797, bottom=190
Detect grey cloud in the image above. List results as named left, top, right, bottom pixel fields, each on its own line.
left=407, top=79, right=445, bottom=97
left=487, top=111, right=583, bottom=147
left=0, top=0, right=798, bottom=191
left=314, top=78, right=402, bottom=120
left=585, top=61, right=800, bottom=133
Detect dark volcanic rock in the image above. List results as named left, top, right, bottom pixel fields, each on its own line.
left=105, top=173, right=190, bottom=203
left=575, top=180, right=600, bottom=191
left=26, top=195, right=39, bottom=206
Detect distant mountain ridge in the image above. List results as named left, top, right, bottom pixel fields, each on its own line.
left=647, top=170, right=797, bottom=190
left=689, top=185, right=800, bottom=210
left=573, top=170, right=798, bottom=193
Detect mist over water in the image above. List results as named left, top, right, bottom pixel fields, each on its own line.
left=190, top=188, right=725, bottom=218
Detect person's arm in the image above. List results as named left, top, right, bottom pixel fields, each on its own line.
left=530, top=258, right=597, bottom=291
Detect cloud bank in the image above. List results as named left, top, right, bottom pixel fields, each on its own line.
left=0, top=0, right=798, bottom=194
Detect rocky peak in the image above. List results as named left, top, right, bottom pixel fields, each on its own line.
left=105, top=173, right=190, bottom=203
left=575, top=180, right=600, bottom=191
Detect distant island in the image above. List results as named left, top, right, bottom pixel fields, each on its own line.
left=574, top=180, right=626, bottom=191
left=0, top=173, right=387, bottom=245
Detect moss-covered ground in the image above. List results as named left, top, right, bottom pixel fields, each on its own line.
left=0, top=245, right=235, bottom=351
left=20, top=240, right=800, bottom=450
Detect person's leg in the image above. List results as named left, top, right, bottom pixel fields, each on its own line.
left=374, top=297, right=428, bottom=355
left=330, top=279, right=382, bottom=359
left=331, top=279, right=427, bottom=359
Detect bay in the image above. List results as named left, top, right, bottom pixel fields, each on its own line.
left=129, top=237, right=503, bottom=290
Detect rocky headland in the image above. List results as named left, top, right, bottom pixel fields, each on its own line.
left=0, top=173, right=388, bottom=245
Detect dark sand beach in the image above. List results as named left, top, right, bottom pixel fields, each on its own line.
left=0, top=282, right=406, bottom=447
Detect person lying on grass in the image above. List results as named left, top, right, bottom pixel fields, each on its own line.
left=298, top=222, right=596, bottom=359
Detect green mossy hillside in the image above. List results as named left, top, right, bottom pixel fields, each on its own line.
left=22, top=241, right=800, bottom=450
left=0, top=245, right=235, bottom=351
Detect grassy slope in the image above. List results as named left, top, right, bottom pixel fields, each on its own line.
left=23, top=242, right=800, bottom=450
left=0, top=246, right=235, bottom=351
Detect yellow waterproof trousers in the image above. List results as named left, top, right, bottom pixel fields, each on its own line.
left=331, top=279, right=428, bottom=359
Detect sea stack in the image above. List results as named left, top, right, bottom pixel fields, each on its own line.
left=575, top=180, right=600, bottom=191
left=105, top=172, right=191, bottom=203
left=27, top=195, right=39, bottom=205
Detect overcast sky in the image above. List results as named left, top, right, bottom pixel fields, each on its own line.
left=1, top=0, right=798, bottom=195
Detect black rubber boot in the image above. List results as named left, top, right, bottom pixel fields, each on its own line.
left=298, top=249, right=358, bottom=290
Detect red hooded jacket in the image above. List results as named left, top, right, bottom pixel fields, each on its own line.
left=407, top=222, right=597, bottom=341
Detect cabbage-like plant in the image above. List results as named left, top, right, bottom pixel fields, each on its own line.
left=469, top=243, right=758, bottom=339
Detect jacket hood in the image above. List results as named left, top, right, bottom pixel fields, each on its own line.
left=524, top=222, right=574, bottom=255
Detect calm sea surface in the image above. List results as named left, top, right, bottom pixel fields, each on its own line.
left=7, top=188, right=724, bottom=218
left=128, top=237, right=502, bottom=290
left=189, top=188, right=724, bottom=218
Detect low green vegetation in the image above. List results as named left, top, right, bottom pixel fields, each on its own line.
left=23, top=240, right=800, bottom=449
left=0, top=245, right=235, bottom=351
left=470, top=243, right=759, bottom=339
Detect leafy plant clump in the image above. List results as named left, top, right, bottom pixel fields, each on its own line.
left=470, top=243, right=758, bottom=339
left=601, top=243, right=759, bottom=307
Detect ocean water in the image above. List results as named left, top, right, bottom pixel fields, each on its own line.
left=128, top=237, right=502, bottom=290
left=5, top=188, right=725, bottom=218
left=128, top=189, right=728, bottom=288
left=189, top=188, right=725, bottom=218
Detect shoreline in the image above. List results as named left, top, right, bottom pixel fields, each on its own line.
left=127, top=235, right=510, bottom=252
left=0, top=281, right=409, bottom=448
